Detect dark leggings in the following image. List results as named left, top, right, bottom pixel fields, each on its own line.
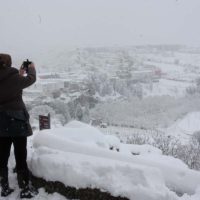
left=0, top=137, right=28, bottom=171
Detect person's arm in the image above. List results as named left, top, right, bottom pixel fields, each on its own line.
left=17, top=63, right=36, bottom=89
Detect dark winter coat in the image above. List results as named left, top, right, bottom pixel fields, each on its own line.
left=0, top=58, right=36, bottom=137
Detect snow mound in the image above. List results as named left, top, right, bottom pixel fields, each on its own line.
left=31, top=147, right=177, bottom=200
left=31, top=121, right=200, bottom=200
left=104, top=134, right=121, bottom=150
left=38, top=120, right=111, bottom=148
left=65, top=120, right=91, bottom=128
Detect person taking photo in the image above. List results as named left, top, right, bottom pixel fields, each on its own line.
left=0, top=53, right=36, bottom=198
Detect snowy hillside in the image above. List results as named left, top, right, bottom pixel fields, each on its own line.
left=167, top=112, right=200, bottom=140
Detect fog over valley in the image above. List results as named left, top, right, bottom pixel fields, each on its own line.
left=0, top=0, right=200, bottom=56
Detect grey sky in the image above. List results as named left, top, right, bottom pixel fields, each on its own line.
left=0, top=0, right=200, bottom=54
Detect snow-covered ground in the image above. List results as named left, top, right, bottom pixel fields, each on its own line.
left=1, top=121, right=200, bottom=200
left=166, top=112, right=200, bottom=141
left=30, top=121, right=200, bottom=200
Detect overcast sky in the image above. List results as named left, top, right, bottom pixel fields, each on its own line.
left=0, top=0, right=200, bottom=55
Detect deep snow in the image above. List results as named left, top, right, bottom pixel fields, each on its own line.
left=1, top=121, right=200, bottom=200
left=31, top=121, right=200, bottom=200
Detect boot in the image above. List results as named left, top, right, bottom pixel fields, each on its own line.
left=20, top=185, right=35, bottom=199
left=0, top=168, right=14, bottom=197
left=17, top=170, right=37, bottom=199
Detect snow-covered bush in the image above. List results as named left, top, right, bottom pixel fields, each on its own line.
left=48, top=100, right=71, bottom=124
left=86, top=71, right=144, bottom=98
left=186, top=77, right=200, bottom=95
left=193, top=130, right=200, bottom=143
left=151, top=132, right=180, bottom=156
left=175, top=135, right=200, bottom=170
left=186, top=86, right=197, bottom=96
left=30, top=105, right=55, bottom=120
left=126, top=132, right=151, bottom=145
left=125, top=130, right=200, bottom=170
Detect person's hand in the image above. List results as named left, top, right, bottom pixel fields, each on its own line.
left=29, top=62, right=35, bottom=69
left=19, top=62, right=35, bottom=76
left=19, top=65, right=26, bottom=76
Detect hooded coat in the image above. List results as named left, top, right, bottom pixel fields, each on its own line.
left=0, top=54, right=36, bottom=137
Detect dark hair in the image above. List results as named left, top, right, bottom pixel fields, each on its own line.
left=0, top=54, right=12, bottom=68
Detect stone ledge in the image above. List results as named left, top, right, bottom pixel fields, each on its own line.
left=31, top=175, right=130, bottom=200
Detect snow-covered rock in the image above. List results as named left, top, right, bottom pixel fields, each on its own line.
left=31, top=146, right=177, bottom=200
left=30, top=121, right=200, bottom=200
